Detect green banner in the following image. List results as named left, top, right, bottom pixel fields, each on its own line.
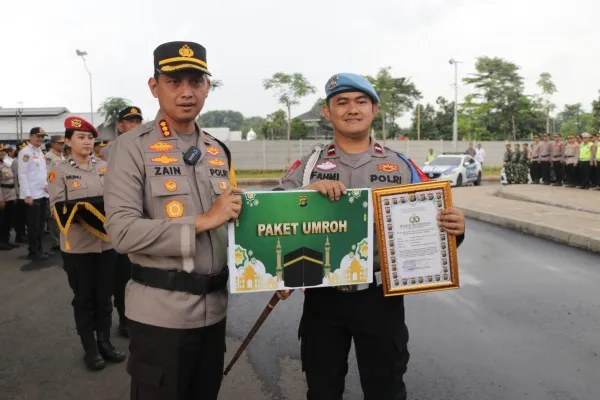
left=228, top=189, right=373, bottom=293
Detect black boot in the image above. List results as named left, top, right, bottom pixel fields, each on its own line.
left=97, top=331, right=126, bottom=363
left=117, top=310, right=129, bottom=339
left=80, top=334, right=106, bottom=371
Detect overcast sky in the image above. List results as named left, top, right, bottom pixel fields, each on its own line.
left=2, top=0, right=599, bottom=127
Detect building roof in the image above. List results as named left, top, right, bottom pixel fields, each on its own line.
left=0, top=107, right=106, bottom=136
left=296, top=107, right=322, bottom=122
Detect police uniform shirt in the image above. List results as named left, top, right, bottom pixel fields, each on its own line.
left=0, top=160, right=16, bottom=203
left=551, top=141, right=564, bottom=163
left=539, top=141, right=551, bottom=162
left=11, top=160, right=19, bottom=197
left=18, top=143, right=48, bottom=200
left=48, top=157, right=112, bottom=254
left=564, top=143, right=579, bottom=165
left=99, top=142, right=112, bottom=162
left=531, top=142, right=541, bottom=161
left=277, top=140, right=426, bottom=272
left=45, top=150, right=65, bottom=168
left=103, top=112, right=232, bottom=330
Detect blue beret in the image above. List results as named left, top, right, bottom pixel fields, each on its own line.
left=325, top=73, right=380, bottom=104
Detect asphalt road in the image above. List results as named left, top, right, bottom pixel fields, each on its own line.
left=0, top=219, right=598, bottom=400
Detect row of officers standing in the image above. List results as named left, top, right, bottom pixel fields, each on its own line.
left=503, top=132, right=600, bottom=188
left=0, top=106, right=144, bottom=372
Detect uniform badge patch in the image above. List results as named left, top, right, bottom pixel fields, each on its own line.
left=98, top=168, right=107, bottom=173
left=165, top=180, right=177, bottom=192
left=149, top=141, right=174, bottom=152
left=48, top=170, right=56, bottom=183
left=71, top=119, right=82, bottom=128
left=166, top=200, right=184, bottom=218
left=377, top=163, right=399, bottom=172
left=158, top=120, right=171, bottom=137
left=206, top=146, right=220, bottom=156
left=23, top=154, right=30, bottom=162
left=208, top=158, right=226, bottom=167
left=374, top=143, right=384, bottom=155
left=282, top=159, right=302, bottom=182
left=151, top=154, right=179, bottom=164
left=326, top=145, right=336, bottom=156
left=316, top=161, right=337, bottom=171
left=70, top=181, right=81, bottom=188
left=219, top=181, right=228, bottom=190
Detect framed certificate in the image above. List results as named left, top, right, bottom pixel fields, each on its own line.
left=372, top=181, right=459, bottom=296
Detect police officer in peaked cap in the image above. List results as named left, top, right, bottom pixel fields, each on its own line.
left=103, top=41, right=242, bottom=399
left=276, top=73, right=466, bottom=400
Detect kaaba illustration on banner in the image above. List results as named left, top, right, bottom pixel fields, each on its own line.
left=283, top=247, right=324, bottom=287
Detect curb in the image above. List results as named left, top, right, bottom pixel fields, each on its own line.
left=495, top=188, right=600, bottom=215
left=461, top=208, right=600, bottom=254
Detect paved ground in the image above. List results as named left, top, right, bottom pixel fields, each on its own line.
left=453, top=184, right=600, bottom=253
left=1, top=216, right=599, bottom=399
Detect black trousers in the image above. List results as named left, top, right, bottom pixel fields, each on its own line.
left=591, top=164, right=599, bottom=187
left=113, top=253, right=131, bottom=316
left=26, top=197, right=48, bottom=254
left=565, top=164, right=576, bottom=186
left=552, top=161, right=564, bottom=185
left=578, top=161, right=591, bottom=188
left=540, top=161, right=551, bottom=184
left=0, top=200, right=16, bottom=244
left=300, top=285, right=409, bottom=400
left=14, top=199, right=27, bottom=239
left=128, top=318, right=226, bottom=400
left=62, top=250, right=117, bottom=335
left=530, top=161, right=540, bottom=182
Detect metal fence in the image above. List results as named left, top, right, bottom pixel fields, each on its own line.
left=227, top=140, right=511, bottom=170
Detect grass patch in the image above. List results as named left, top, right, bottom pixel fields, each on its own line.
left=483, top=165, right=502, bottom=175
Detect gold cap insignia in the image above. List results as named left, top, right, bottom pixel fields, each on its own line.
left=39, top=128, right=45, bottom=134
left=131, top=107, right=138, bottom=114
left=71, top=119, right=82, bottom=128
left=179, top=44, right=194, bottom=58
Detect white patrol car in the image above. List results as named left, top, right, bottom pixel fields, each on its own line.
left=422, top=154, right=482, bottom=187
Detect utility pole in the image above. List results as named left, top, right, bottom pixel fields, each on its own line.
left=449, top=59, right=461, bottom=152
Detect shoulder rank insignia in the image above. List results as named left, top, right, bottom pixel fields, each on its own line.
left=166, top=200, right=184, bottom=218
left=206, top=146, right=220, bottom=156
left=149, top=141, right=174, bottom=152
left=208, top=158, right=226, bottom=167
left=158, top=120, right=171, bottom=137
left=378, top=163, right=399, bottom=173
left=152, top=154, right=179, bottom=164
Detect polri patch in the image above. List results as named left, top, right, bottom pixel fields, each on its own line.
left=48, top=170, right=56, bottom=183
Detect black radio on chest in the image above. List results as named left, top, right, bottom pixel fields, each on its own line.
left=183, top=146, right=202, bottom=166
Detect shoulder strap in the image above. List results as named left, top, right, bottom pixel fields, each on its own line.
left=302, top=145, right=325, bottom=187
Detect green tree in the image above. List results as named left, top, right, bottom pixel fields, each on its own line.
left=462, top=57, right=524, bottom=139
left=366, top=67, right=421, bottom=144
left=97, top=97, right=131, bottom=132
left=241, top=116, right=267, bottom=137
left=263, top=73, right=316, bottom=166
left=591, top=90, right=600, bottom=134
left=210, top=79, right=223, bottom=92
left=558, top=103, right=584, bottom=134
left=536, top=72, right=557, bottom=133
left=290, top=117, right=308, bottom=139
left=259, top=109, right=287, bottom=140
left=410, top=103, right=436, bottom=140
left=198, top=110, right=244, bottom=130
left=560, top=113, right=593, bottom=135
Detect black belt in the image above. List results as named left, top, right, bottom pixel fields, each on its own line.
left=131, top=263, right=229, bottom=296
left=0, top=184, right=14, bottom=188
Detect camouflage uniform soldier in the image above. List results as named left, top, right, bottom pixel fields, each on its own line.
left=503, top=144, right=513, bottom=184
left=519, top=143, right=530, bottom=183
left=511, top=144, right=522, bottom=183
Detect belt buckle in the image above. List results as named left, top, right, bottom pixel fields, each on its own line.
left=336, top=285, right=359, bottom=293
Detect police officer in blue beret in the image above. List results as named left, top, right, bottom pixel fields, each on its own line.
left=277, top=72, right=466, bottom=399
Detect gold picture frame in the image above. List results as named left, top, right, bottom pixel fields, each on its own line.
left=372, top=180, right=459, bottom=296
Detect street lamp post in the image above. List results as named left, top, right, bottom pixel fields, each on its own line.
left=76, top=49, right=94, bottom=125
left=449, top=59, right=461, bottom=152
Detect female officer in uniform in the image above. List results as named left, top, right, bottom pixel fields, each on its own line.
left=0, top=143, right=18, bottom=250
left=48, top=116, right=125, bottom=371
